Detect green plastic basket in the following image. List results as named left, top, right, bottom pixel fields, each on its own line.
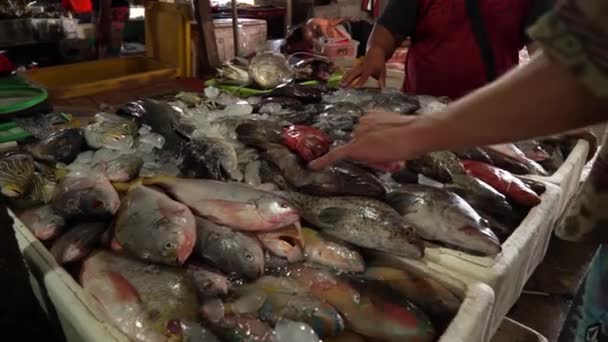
left=0, top=86, right=50, bottom=143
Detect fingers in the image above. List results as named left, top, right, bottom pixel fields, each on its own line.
left=342, top=65, right=364, bottom=87
left=355, top=68, right=372, bottom=88
left=378, top=67, right=387, bottom=89
left=308, top=144, right=351, bottom=170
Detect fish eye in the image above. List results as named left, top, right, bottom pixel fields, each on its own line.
left=279, top=202, right=290, bottom=209
left=244, top=253, right=254, bottom=261
left=164, top=242, right=176, bottom=250
left=92, top=200, right=104, bottom=209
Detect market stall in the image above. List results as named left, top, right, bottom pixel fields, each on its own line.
left=0, top=0, right=599, bottom=341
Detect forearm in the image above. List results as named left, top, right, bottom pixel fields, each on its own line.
left=367, top=24, right=401, bottom=61
left=403, top=52, right=606, bottom=155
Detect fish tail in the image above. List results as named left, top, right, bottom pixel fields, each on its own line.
left=112, top=177, right=144, bottom=192
left=141, top=175, right=176, bottom=186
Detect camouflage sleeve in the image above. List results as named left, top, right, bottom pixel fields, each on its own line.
left=527, top=0, right=608, bottom=99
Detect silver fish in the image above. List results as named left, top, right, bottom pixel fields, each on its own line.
left=51, top=171, right=120, bottom=220
left=113, top=185, right=196, bottom=265
left=84, top=113, right=138, bottom=150
left=249, top=53, right=294, bottom=89
left=19, top=205, right=65, bottom=240
left=282, top=191, right=425, bottom=259
left=387, top=184, right=501, bottom=256
left=50, top=222, right=106, bottom=264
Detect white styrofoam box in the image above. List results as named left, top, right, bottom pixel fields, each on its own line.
left=491, top=318, right=548, bottom=342
left=214, top=18, right=268, bottom=62
left=420, top=182, right=562, bottom=337
left=531, top=139, right=590, bottom=215
left=369, top=253, right=496, bottom=342
left=12, top=211, right=128, bottom=342
left=13, top=209, right=495, bottom=342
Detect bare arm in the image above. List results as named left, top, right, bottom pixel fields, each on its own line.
left=367, top=24, right=404, bottom=61
left=310, top=52, right=606, bottom=168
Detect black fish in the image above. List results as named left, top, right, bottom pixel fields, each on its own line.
left=262, top=143, right=386, bottom=198
left=265, top=84, right=324, bottom=103
left=24, top=128, right=84, bottom=164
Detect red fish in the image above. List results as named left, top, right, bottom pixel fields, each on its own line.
left=462, top=160, right=541, bottom=207
left=282, top=125, right=332, bottom=162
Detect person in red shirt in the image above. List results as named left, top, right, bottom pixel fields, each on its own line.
left=343, top=0, right=551, bottom=99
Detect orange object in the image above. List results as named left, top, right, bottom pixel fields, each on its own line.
left=61, top=0, right=93, bottom=14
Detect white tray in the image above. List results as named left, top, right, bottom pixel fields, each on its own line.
left=533, top=139, right=590, bottom=214
left=13, top=210, right=495, bottom=342
left=420, top=182, right=562, bottom=336
left=491, top=318, right=548, bottom=342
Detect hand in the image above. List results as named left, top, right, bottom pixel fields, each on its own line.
left=309, top=127, right=412, bottom=170
left=341, top=46, right=387, bottom=88
left=353, top=112, right=417, bottom=137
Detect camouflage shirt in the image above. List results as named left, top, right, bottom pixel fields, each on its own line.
left=529, top=0, right=608, bottom=243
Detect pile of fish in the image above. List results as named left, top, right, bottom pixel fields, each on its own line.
left=3, top=85, right=580, bottom=342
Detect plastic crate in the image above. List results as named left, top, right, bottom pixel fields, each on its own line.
left=313, top=38, right=359, bottom=60
left=13, top=209, right=496, bottom=342
left=24, top=56, right=178, bottom=100
left=420, top=182, right=562, bottom=337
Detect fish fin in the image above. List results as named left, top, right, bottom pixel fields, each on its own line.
left=141, top=175, right=176, bottom=187
left=106, top=271, right=141, bottom=303
left=112, top=178, right=144, bottom=193
left=318, top=207, right=349, bottom=225
left=110, top=238, right=124, bottom=252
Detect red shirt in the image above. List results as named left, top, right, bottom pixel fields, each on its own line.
left=62, top=0, right=92, bottom=13
left=378, top=0, right=547, bottom=99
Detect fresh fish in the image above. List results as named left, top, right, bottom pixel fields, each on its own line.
left=257, top=222, right=304, bottom=263
left=312, top=103, right=362, bottom=142
left=195, top=217, right=265, bottom=279
left=203, top=275, right=344, bottom=338
left=51, top=171, right=120, bottom=220
left=83, top=113, right=138, bottom=150
left=186, top=263, right=231, bottom=297
left=21, top=172, right=56, bottom=206
left=93, top=154, right=143, bottom=182
left=462, top=160, right=542, bottom=207
left=116, top=99, right=188, bottom=153
left=282, top=191, right=424, bottom=258
left=181, top=322, right=221, bottom=342
left=262, top=143, right=386, bottom=198
left=282, top=125, right=332, bottom=162
left=142, top=177, right=299, bottom=232
left=387, top=184, right=501, bottom=256
left=236, top=120, right=284, bottom=148
left=285, top=266, right=436, bottom=342
left=34, top=161, right=61, bottom=183
left=25, top=128, right=84, bottom=164
left=50, top=222, right=106, bottom=264
left=446, top=174, right=513, bottom=222
left=249, top=52, right=294, bottom=89
left=416, top=95, right=449, bottom=114
left=259, top=160, right=292, bottom=191
left=482, top=148, right=531, bottom=175
left=81, top=251, right=199, bottom=342
left=538, top=140, right=564, bottom=172
left=244, top=161, right=263, bottom=186
left=217, top=57, right=253, bottom=87
left=454, top=147, right=494, bottom=165
left=516, top=176, right=547, bottom=195
left=179, top=138, right=242, bottom=181
left=0, top=153, right=35, bottom=197
left=265, top=84, right=324, bottom=103
left=515, top=140, right=551, bottom=162
left=407, top=151, right=465, bottom=183
left=207, top=315, right=276, bottom=342
left=485, top=144, right=548, bottom=175
left=292, top=58, right=337, bottom=83
left=113, top=185, right=196, bottom=265
left=278, top=103, right=326, bottom=125
left=391, top=168, right=420, bottom=184
left=301, top=227, right=365, bottom=273
left=19, top=205, right=65, bottom=240
left=256, top=97, right=303, bottom=111
left=363, top=265, right=461, bottom=329
left=362, top=91, right=421, bottom=114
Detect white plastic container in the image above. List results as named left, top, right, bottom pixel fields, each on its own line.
left=420, top=182, right=562, bottom=337
left=524, top=139, right=589, bottom=215
left=491, top=318, right=548, bottom=342
left=12, top=209, right=496, bottom=342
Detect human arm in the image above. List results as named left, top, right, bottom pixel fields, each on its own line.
left=341, top=0, right=417, bottom=87
left=310, top=50, right=606, bottom=168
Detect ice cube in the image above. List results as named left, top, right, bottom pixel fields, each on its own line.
left=103, top=136, right=135, bottom=151
left=259, top=103, right=282, bottom=115
left=92, top=148, right=118, bottom=163
left=247, top=96, right=262, bottom=105
left=204, top=86, right=220, bottom=99
left=224, top=103, right=253, bottom=116
left=138, top=124, right=152, bottom=135
left=274, top=321, right=319, bottom=342
left=139, top=132, right=166, bottom=150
